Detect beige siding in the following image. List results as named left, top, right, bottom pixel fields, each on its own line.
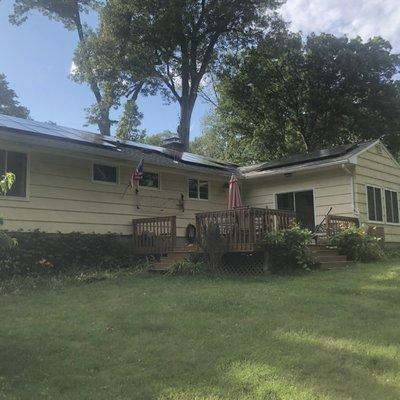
left=354, top=143, right=400, bottom=242
left=0, top=142, right=228, bottom=236
left=243, top=169, right=353, bottom=226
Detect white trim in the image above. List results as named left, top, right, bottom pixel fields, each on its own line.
left=0, top=147, right=30, bottom=201
left=356, top=139, right=400, bottom=169
left=365, top=185, right=384, bottom=223
left=188, top=177, right=210, bottom=201
left=91, top=162, right=119, bottom=185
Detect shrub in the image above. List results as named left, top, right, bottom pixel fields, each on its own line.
left=167, top=259, right=207, bottom=276
left=0, top=230, right=139, bottom=279
left=197, top=222, right=227, bottom=271
left=330, top=226, right=384, bottom=262
left=262, top=224, right=315, bottom=274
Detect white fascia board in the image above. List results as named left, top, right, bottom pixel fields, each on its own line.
left=243, top=158, right=354, bottom=180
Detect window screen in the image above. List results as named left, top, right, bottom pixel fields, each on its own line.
left=139, top=171, right=159, bottom=189
left=367, top=186, right=383, bottom=222
left=0, top=150, right=27, bottom=197
left=385, top=189, right=399, bottom=223
left=93, top=164, right=117, bottom=183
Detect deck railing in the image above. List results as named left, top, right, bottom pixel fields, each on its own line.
left=132, top=216, right=176, bottom=254
left=195, top=208, right=297, bottom=252
left=326, top=214, right=360, bottom=237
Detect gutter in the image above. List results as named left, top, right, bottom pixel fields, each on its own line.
left=242, top=158, right=353, bottom=180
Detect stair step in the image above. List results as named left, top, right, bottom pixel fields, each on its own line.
left=314, top=255, right=348, bottom=262
left=319, top=260, right=354, bottom=270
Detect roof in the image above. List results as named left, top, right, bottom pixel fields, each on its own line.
left=240, top=140, right=377, bottom=177
left=0, top=114, right=380, bottom=177
left=0, top=114, right=237, bottom=173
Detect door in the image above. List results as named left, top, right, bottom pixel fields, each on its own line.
left=276, top=190, right=315, bottom=232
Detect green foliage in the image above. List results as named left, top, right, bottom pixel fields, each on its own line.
left=0, top=230, right=138, bottom=279
left=9, top=0, right=103, bottom=30
left=142, top=130, right=175, bottom=147
left=80, top=0, right=283, bottom=149
left=211, top=30, right=400, bottom=163
left=197, top=222, right=227, bottom=270
left=9, top=0, right=114, bottom=135
left=167, top=258, right=206, bottom=276
left=263, top=224, right=315, bottom=274
left=116, top=99, right=146, bottom=141
left=0, top=172, right=15, bottom=195
left=330, top=226, right=385, bottom=263
left=0, top=73, right=30, bottom=119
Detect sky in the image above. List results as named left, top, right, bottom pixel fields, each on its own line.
left=0, top=0, right=399, bottom=138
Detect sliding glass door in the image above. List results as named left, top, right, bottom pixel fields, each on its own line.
left=276, top=190, right=315, bottom=232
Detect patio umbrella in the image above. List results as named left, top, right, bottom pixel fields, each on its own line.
left=228, top=175, right=243, bottom=209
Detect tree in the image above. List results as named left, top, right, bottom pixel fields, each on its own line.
left=212, top=31, right=400, bottom=162
left=142, top=130, right=175, bottom=146
left=9, top=0, right=114, bottom=135
left=85, top=0, right=284, bottom=150
left=0, top=73, right=30, bottom=119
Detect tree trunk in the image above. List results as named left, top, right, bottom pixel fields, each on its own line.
left=177, top=99, right=194, bottom=151
left=74, top=2, right=111, bottom=136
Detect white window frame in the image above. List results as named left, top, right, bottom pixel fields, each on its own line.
left=366, top=185, right=384, bottom=223
left=188, top=178, right=210, bottom=201
left=139, top=170, right=161, bottom=191
left=384, top=187, right=400, bottom=225
left=92, top=162, right=119, bottom=185
left=0, top=148, right=30, bottom=201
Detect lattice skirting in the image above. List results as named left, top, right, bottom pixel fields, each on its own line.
left=217, top=252, right=266, bottom=275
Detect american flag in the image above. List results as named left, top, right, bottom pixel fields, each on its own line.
left=130, top=158, right=144, bottom=187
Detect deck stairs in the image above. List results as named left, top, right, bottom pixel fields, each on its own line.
left=148, top=245, right=199, bottom=273
left=308, top=244, right=352, bottom=270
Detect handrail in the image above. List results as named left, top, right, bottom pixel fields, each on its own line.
left=326, top=214, right=359, bottom=237
left=196, top=208, right=297, bottom=252
left=132, top=216, right=176, bottom=254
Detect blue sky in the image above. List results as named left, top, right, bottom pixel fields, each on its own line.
left=0, top=0, right=399, bottom=138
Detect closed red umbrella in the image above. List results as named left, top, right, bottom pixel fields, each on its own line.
left=228, top=175, right=243, bottom=209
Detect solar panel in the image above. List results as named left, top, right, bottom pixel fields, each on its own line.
left=241, top=143, right=358, bottom=173
left=0, top=114, right=235, bottom=171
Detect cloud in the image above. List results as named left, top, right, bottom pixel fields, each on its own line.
left=69, top=61, right=77, bottom=76
left=281, top=0, right=400, bottom=50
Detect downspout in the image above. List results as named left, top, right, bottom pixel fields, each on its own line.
left=342, top=163, right=359, bottom=219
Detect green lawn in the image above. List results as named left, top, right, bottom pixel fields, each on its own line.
left=1, top=261, right=400, bottom=400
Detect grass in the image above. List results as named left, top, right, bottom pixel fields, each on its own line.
left=1, top=261, right=400, bottom=399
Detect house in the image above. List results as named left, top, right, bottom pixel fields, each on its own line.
left=0, top=114, right=399, bottom=254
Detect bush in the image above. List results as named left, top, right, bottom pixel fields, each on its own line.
left=0, top=230, right=138, bottom=279
left=262, top=224, right=315, bottom=274
left=167, top=259, right=207, bottom=276
left=330, top=226, right=385, bottom=262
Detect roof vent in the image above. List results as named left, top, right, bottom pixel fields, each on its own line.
left=376, top=144, right=383, bottom=155
left=162, top=136, right=185, bottom=152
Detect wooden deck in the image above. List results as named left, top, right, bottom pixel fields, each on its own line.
left=132, top=208, right=359, bottom=255
left=196, top=208, right=296, bottom=252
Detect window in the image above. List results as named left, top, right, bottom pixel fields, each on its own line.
left=139, top=171, right=159, bottom=189
left=385, top=189, right=399, bottom=223
left=93, top=164, right=117, bottom=183
left=189, top=178, right=209, bottom=200
left=367, top=186, right=383, bottom=222
left=0, top=150, right=27, bottom=198
left=277, top=192, right=295, bottom=211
